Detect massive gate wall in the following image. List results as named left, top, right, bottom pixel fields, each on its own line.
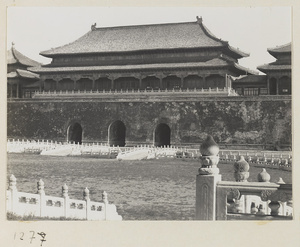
left=7, top=96, right=291, bottom=148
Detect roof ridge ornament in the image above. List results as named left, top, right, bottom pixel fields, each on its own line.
left=91, top=23, right=97, bottom=31
left=12, top=42, right=15, bottom=47
left=196, top=16, right=203, bottom=24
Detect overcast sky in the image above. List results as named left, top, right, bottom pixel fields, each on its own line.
left=6, top=7, right=291, bottom=73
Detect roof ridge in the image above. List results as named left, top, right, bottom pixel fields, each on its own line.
left=11, top=46, right=19, bottom=63
left=93, top=21, right=198, bottom=31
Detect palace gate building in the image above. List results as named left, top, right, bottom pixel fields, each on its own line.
left=7, top=17, right=292, bottom=148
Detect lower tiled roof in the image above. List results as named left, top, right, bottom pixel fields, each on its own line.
left=30, top=58, right=255, bottom=75
left=29, top=59, right=230, bottom=73
left=7, top=69, right=40, bottom=79
left=233, top=75, right=266, bottom=83
left=257, top=64, right=291, bottom=73
left=233, top=64, right=259, bottom=75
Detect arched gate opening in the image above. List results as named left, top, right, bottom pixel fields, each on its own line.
left=154, top=123, right=171, bottom=147
left=108, top=120, right=126, bottom=147
left=68, top=123, right=82, bottom=144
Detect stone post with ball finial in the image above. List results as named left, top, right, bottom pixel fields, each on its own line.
left=196, top=135, right=222, bottom=220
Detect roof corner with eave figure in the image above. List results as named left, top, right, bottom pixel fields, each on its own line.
left=8, top=43, right=42, bottom=67
left=196, top=16, right=249, bottom=59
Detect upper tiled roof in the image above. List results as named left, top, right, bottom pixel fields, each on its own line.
left=268, top=43, right=291, bottom=54
left=40, top=20, right=249, bottom=58
left=268, top=43, right=291, bottom=59
left=7, top=45, right=41, bottom=67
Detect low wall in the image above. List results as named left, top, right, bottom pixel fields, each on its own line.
left=7, top=95, right=292, bottom=147
left=6, top=175, right=122, bottom=220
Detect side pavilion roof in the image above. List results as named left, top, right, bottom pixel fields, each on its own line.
left=7, top=45, right=41, bottom=67
left=40, top=18, right=249, bottom=59
left=267, top=43, right=291, bottom=59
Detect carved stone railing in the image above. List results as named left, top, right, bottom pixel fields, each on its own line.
left=216, top=181, right=292, bottom=220
left=219, top=151, right=292, bottom=171
left=6, top=175, right=122, bottom=220
left=195, top=136, right=292, bottom=221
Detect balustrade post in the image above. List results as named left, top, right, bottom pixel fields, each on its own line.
left=102, top=191, right=108, bottom=220
left=8, top=174, right=18, bottom=214
left=196, top=136, right=221, bottom=220
left=62, top=184, right=70, bottom=218
left=83, top=187, right=91, bottom=220
left=37, top=179, right=46, bottom=217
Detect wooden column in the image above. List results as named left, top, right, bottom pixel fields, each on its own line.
left=139, top=77, right=142, bottom=89
left=180, top=76, right=184, bottom=88
left=16, top=82, right=19, bottom=98
left=267, top=77, right=270, bottom=95
left=159, top=76, right=163, bottom=89
left=55, top=80, right=59, bottom=91
left=111, top=79, right=115, bottom=90
left=10, top=84, right=13, bottom=98
left=73, top=80, right=76, bottom=90
left=276, top=77, right=279, bottom=95
left=202, top=75, right=208, bottom=89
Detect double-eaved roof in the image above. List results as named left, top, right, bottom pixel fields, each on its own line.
left=7, top=45, right=41, bottom=81
left=257, top=43, right=291, bottom=73
left=40, top=19, right=249, bottom=58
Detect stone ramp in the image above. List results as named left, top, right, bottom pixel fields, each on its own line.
left=40, top=146, right=73, bottom=156
left=117, top=149, right=149, bottom=160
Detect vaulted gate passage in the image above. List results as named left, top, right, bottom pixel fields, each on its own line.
left=67, top=123, right=82, bottom=144
left=108, top=120, right=126, bottom=146
left=154, top=123, right=171, bottom=147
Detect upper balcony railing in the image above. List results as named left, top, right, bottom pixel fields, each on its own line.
left=32, top=87, right=238, bottom=99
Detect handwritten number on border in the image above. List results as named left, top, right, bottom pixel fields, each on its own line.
left=14, top=231, right=46, bottom=246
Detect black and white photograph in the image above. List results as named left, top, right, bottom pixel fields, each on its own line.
left=2, top=2, right=299, bottom=246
